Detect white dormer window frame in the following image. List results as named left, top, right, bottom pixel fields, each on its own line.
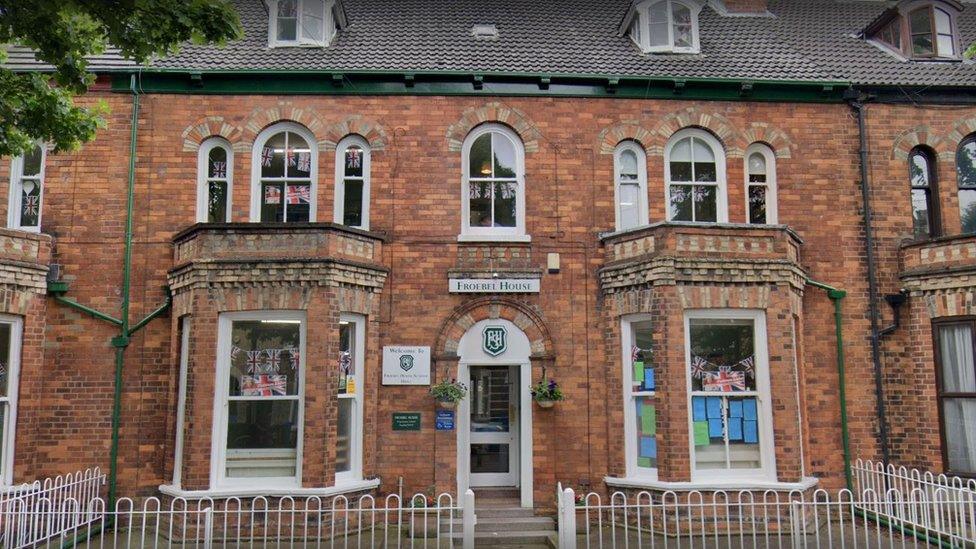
left=268, top=0, right=337, bottom=48
left=630, top=0, right=703, bottom=54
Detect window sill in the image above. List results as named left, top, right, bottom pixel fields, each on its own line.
left=604, top=475, right=819, bottom=492
left=457, top=234, right=531, bottom=243
left=158, top=478, right=379, bottom=499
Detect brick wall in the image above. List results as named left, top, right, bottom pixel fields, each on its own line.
left=2, top=90, right=968, bottom=499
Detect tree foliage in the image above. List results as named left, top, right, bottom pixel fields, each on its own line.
left=0, top=1, right=242, bottom=157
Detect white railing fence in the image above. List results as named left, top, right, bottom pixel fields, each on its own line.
left=557, top=484, right=976, bottom=548
left=0, top=467, right=105, bottom=548
left=1, top=490, right=476, bottom=549
left=854, top=458, right=976, bottom=543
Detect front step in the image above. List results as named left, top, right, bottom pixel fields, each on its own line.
left=449, top=530, right=556, bottom=546
left=452, top=493, right=558, bottom=546
left=442, top=515, right=556, bottom=533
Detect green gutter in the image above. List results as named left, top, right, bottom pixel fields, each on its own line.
left=48, top=74, right=172, bottom=518
left=805, top=278, right=853, bottom=492
left=107, top=71, right=849, bottom=103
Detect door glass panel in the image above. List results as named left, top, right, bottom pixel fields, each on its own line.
left=471, top=444, right=509, bottom=474
left=470, top=367, right=510, bottom=432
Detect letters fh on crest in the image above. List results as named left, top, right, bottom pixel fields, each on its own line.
left=482, top=325, right=508, bottom=357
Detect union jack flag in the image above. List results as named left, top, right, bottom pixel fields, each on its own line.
left=703, top=368, right=746, bottom=392
left=230, top=346, right=241, bottom=361
left=296, top=152, right=311, bottom=173
left=286, top=185, right=310, bottom=204
left=690, top=355, right=711, bottom=379
left=22, top=195, right=39, bottom=217
left=261, top=147, right=274, bottom=167
left=346, top=149, right=362, bottom=170
left=211, top=161, right=227, bottom=179
left=287, top=151, right=297, bottom=167
left=286, top=347, right=300, bottom=368
left=242, top=374, right=287, bottom=397
left=265, top=348, right=284, bottom=372
left=736, top=356, right=755, bottom=375
left=245, top=350, right=266, bottom=374
left=339, top=350, right=352, bottom=372
left=631, top=345, right=640, bottom=362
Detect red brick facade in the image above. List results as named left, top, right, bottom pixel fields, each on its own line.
left=0, top=90, right=970, bottom=503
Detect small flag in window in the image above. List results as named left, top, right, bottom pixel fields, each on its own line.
left=22, top=195, right=40, bottom=217
left=702, top=368, right=746, bottom=392
left=287, top=151, right=297, bottom=167
left=346, top=150, right=362, bottom=170
left=265, top=186, right=282, bottom=204
left=297, top=152, right=311, bottom=173
left=245, top=350, right=266, bottom=374
left=211, top=161, right=227, bottom=179
left=265, top=349, right=284, bottom=372
left=261, top=147, right=274, bottom=167
left=286, top=347, right=300, bottom=369
left=286, top=185, right=310, bottom=204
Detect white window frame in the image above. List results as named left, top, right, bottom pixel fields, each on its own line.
left=0, top=315, right=21, bottom=486
left=197, top=138, right=233, bottom=223
left=684, top=309, right=776, bottom=483
left=614, top=141, right=649, bottom=232
left=459, top=123, right=529, bottom=242
left=631, top=0, right=702, bottom=54
left=336, top=313, right=365, bottom=484
left=744, top=143, right=778, bottom=225
left=333, top=135, right=371, bottom=230
left=173, top=317, right=190, bottom=487
left=8, top=144, right=46, bottom=233
left=210, top=310, right=306, bottom=490
left=268, top=0, right=337, bottom=48
left=622, top=315, right=657, bottom=480
left=664, top=128, right=728, bottom=223
left=250, top=122, right=318, bottom=223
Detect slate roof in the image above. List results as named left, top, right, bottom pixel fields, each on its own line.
left=6, top=0, right=976, bottom=87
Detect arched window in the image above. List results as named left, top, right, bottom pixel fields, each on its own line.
left=957, top=137, right=976, bottom=234
left=334, top=135, right=370, bottom=229
left=198, top=138, right=233, bottom=223
left=745, top=144, right=777, bottom=225
left=251, top=123, right=316, bottom=223
left=629, top=0, right=702, bottom=54
left=665, top=129, right=726, bottom=223
left=461, top=124, right=527, bottom=241
left=7, top=144, right=45, bottom=232
left=910, top=146, right=939, bottom=239
left=614, top=141, right=648, bottom=231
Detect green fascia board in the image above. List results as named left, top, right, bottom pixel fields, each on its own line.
left=111, top=70, right=850, bottom=102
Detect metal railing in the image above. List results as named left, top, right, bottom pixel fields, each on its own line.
left=1, top=489, right=476, bottom=549
left=557, top=484, right=976, bottom=548
left=0, top=468, right=105, bottom=547
left=853, top=458, right=976, bottom=543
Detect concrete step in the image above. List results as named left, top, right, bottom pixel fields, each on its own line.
left=474, top=506, right=538, bottom=518
left=473, top=487, right=520, bottom=500
left=442, top=516, right=556, bottom=533
left=449, top=530, right=557, bottom=545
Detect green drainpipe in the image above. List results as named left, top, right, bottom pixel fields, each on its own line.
left=805, top=278, right=853, bottom=492
left=48, top=75, right=171, bottom=519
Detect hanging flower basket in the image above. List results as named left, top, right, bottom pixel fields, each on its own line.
left=530, top=375, right=564, bottom=409
left=430, top=379, right=467, bottom=409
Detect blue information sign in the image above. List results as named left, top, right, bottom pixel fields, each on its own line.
left=435, top=410, right=455, bottom=431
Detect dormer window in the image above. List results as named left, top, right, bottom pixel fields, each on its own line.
left=269, top=0, right=337, bottom=47
left=865, top=1, right=961, bottom=60
left=627, top=0, right=702, bottom=54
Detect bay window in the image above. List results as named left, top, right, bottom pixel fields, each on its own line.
left=334, top=136, right=370, bottom=230
left=957, top=136, right=976, bottom=234
left=198, top=138, right=232, bottom=223
left=934, top=320, right=976, bottom=476
left=269, top=0, right=337, bottom=47
left=629, top=0, right=702, bottom=54
left=666, top=129, right=727, bottom=223
left=213, top=311, right=305, bottom=488
left=909, top=146, right=939, bottom=239
left=251, top=123, right=317, bottom=223
left=622, top=317, right=658, bottom=479
left=0, top=316, right=21, bottom=485
left=745, top=144, right=777, bottom=225
left=336, top=313, right=364, bottom=483
left=614, top=141, right=648, bottom=231
left=460, top=124, right=527, bottom=241
left=685, top=310, right=774, bottom=481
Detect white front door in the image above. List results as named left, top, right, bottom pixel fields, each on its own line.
left=468, top=365, right=519, bottom=487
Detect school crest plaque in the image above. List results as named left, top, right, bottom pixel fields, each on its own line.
left=482, top=326, right=508, bottom=357
left=399, top=354, right=415, bottom=372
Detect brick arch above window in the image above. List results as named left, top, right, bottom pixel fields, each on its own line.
left=598, top=122, right=655, bottom=155
left=740, top=123, right=794, bottom=159
left=943, top=116, right=976, bottom=161
left=240, top=102, right=328, bottom=151
left=892, top=125, right=945, bottom=161
left=180, top=116, right=244, bottom=153
left=651, top=107, right=743, bottom=158
left=321, top=116, right=390, bottom=152
left=647, top=107, right=748, bottom=158
left=434, top=296, right=554, bottom=358
left=446, top=102, right=543, bottom=153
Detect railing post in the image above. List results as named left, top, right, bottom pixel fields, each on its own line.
left=203, top=506, right=213, bottom=549
left=462, top=489, right=476, bottom=549
left=561, top=488, right=577, bottom=549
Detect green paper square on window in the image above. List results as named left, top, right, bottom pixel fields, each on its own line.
left=634, top=361, right=645, bottom=383
left=641, top=404, right=656, bottom=435
left=693, top=420, right=710, bottom=446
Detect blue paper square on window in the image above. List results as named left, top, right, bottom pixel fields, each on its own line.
left=708, top=417, right=723, bottom=438
left=729, top=400, right=743, bottom=418
left=744, top=420, right=759, bottom=443
left=692, top=396, right=706, bottom=421
left=728, top=417, right=743, bottom=441
left=706, top=397, right=722, bottom=419
left=644, top=368, right=655, bottom=391
left=640, top=436, right=657, bottom=458
left=743, top=398, right=758, bottom=420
